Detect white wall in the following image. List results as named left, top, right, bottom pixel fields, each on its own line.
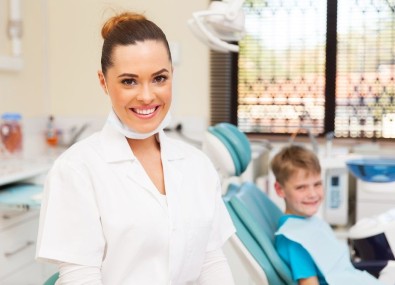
left=0, top=0, right=210, bottom=123
left=0, top=0, right=47, bottom=116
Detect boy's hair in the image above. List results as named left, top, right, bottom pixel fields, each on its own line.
left=270, top=144, right=321, bottom=185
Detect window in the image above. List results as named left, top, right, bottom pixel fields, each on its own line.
left=211, top=0, right=395, bottom=139
left=335, top=0, right=395, bottom=138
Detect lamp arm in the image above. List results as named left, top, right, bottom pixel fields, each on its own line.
left=192, top=10, right=239, bottom=52
left=226, top=0, right=246, bottom=20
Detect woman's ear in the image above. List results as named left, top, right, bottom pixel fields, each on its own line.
left=274, top=181, right=286, bottom=198
left=97, top=70, right=107, bottom=94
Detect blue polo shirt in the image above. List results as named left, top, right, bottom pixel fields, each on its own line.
left=275, top=215, right=328, bottom=285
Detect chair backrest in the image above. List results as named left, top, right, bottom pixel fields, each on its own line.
left=203, top=122, right=252, bottom=177
left=223, top=185, right=275, bottom=285
left=227, top=182, right=296, bottom=285
left=204, top=122, right=295, bottom=284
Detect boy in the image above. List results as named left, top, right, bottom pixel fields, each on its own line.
left=271, top=145, right=383, bottom=285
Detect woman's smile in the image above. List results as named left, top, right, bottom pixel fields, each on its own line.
left=130, top=105, right=160, bottom=118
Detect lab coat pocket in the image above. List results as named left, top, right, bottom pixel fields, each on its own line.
left=184, top=222, right=212, bottom=280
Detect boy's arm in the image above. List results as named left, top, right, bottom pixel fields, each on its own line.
left=299, top=276, right=320, bottom=285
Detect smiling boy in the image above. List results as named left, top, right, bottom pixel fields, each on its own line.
left=271, top=145, right=383, bottom=285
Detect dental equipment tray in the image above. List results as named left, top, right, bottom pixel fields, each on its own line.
left=346, top=158, right=395, bottom=183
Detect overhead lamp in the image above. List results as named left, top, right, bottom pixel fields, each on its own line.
left=188, top=0, right=246, bottom=53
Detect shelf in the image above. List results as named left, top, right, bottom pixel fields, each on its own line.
left=0, top=56, right=23, bottom=71
left=0, top=158, right=51, bottom=187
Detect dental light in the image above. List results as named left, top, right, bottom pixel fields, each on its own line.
left=188, top=0, right=246, bottom=53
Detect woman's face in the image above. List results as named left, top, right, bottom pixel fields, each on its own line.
left=99, top=40, right=172, bottom=134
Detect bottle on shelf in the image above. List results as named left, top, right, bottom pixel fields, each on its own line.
left=0, top=112, right=23, bottom=156
left=45, top=115, right=59, bottom=147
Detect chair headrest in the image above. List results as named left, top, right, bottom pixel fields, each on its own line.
left=203, top=122, right=251, bottom=177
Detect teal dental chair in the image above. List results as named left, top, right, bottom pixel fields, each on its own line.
left=203, top=122, right=296, bottom=284
left=227, top=182, right=296, bottom=285
left=206, top=123, right=390, bottom=284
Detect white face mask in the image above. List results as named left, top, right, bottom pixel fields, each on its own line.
left=103, top=76, right=171, bottom=140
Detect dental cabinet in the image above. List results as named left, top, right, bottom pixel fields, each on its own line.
left=0, top=158, right=56, bottom=284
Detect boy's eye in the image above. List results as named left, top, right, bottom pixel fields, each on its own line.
left=296, top=185, right=308, bottom=191
left=121, top=78, right=137, bottom=86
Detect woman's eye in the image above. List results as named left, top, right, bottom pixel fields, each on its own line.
left=121, top=78, right=136, bottom=86
left=153, top=75, right=167, bottom=83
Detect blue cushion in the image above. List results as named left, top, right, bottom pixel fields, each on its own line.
left=223, top=187, right=287, bottom=285
left=215, top=123, right=251, bottom=172
left=229, top=183, right=296, bottom=285
left=208, top=123, right=252, bottom=176
left=238, top=182, right=283, bottom=238
left=208, top=126, right=242, bottom=175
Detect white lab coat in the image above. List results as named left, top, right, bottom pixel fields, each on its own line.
left=36, top=123, right=235, bottom=285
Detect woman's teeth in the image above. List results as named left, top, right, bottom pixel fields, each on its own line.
left=133, top=107, right=156, bottom=115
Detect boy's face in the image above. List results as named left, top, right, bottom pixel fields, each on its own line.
left=275, top=169, right=323, bottom=217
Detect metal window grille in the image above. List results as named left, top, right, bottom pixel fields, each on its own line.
left=210, top=0, right=395, bottom=138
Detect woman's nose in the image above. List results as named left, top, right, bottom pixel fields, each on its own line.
left=137, top=84, right=154, bottom=102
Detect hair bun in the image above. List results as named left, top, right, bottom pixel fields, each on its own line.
left=101, top=12, right=146, bottom=40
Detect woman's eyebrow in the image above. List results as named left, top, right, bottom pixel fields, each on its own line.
left=152, top=68, right=169, bottom=76
left=117, top=68, right=169, bottom=78
left=118, top=73, right=137, bottom=78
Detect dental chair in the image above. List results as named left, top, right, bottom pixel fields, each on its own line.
left=204, top=122, right=394, bottom=285
left=224, top=182, right=296, bottom=285
left=203, top=122, right=295, bottom=284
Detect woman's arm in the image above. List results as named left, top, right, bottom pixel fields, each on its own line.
left=57, top=262, right=103, bottom=285
left=197, top=249, right=235, bottom=285
left=299, top=276, right=320, bottom=285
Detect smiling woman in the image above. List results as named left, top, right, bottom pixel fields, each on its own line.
left=36, top=11, right=236, bottom=285
left=99, top=41, right=173, bottom=136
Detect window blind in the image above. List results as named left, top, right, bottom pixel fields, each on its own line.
left=336, top=0, right=395, bottom=138
left=237, top=0, right=327, bottom=135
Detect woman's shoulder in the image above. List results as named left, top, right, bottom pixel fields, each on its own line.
left=54, top=132, right=101, bottom=165
left=164, top=134, right=210, bottom=159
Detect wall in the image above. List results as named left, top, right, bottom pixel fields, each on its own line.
left=0, top=0, right=47, bottom=116
left=0, top=0, right=210, bottom=124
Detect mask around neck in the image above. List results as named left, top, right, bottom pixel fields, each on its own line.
left=106, top=108, right=171, bottom=140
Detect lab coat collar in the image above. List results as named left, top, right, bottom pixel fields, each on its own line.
left=157, top=130, right=185, bottom=161
left=99, top=123, right=185, bottom=163
left=100, top=123, right=135, bottom=163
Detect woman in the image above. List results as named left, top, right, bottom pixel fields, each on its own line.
left=36, top=12, right=235, bottom=284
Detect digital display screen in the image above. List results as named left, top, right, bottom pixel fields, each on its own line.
left=331, top=176, right=339, bottom=186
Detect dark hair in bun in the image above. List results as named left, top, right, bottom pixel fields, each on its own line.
left=101, top=12, right=171, bottom=75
